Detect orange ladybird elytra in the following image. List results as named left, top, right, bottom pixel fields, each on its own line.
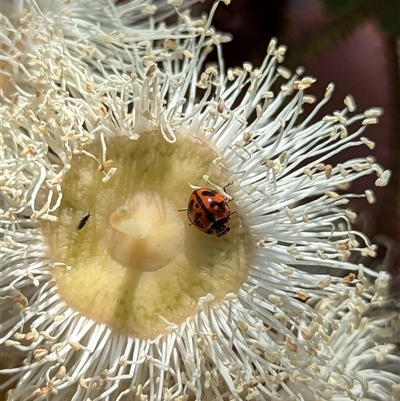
left=186, top=187, right=233, bottom=237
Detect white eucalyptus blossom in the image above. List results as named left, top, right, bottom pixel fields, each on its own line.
left=1, top=1, right=399, bottom=401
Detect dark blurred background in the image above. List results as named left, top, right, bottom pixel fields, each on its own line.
left=196, top=0, right=400, bottom=295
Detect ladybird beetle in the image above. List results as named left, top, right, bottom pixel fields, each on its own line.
left=186, top=187, right=232, bottom=237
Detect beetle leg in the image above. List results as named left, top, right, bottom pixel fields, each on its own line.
left=223, top=182, right=234, bottom=202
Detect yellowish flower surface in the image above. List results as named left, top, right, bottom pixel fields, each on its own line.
left=44, top=135, right=250, bottom=338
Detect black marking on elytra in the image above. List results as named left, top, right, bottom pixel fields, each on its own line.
left=194, top=212, right=205, bottom=229
left=188, top=198, right=195, bottom=213
left=200, top=189, right=217, bottom=197
left=194, top=191, right=218, bottom=223
left=209, top=200, right=227, bottom=212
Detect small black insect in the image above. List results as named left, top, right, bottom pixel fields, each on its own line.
left=77, top=212, right=91, bottom=230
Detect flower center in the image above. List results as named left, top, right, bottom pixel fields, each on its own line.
left=42, top=133, right=251, bottom=338
left=108, top=191, right=184, bottom=272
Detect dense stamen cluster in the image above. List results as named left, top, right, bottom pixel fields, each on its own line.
left=1, top=1, right=399, bottom=401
